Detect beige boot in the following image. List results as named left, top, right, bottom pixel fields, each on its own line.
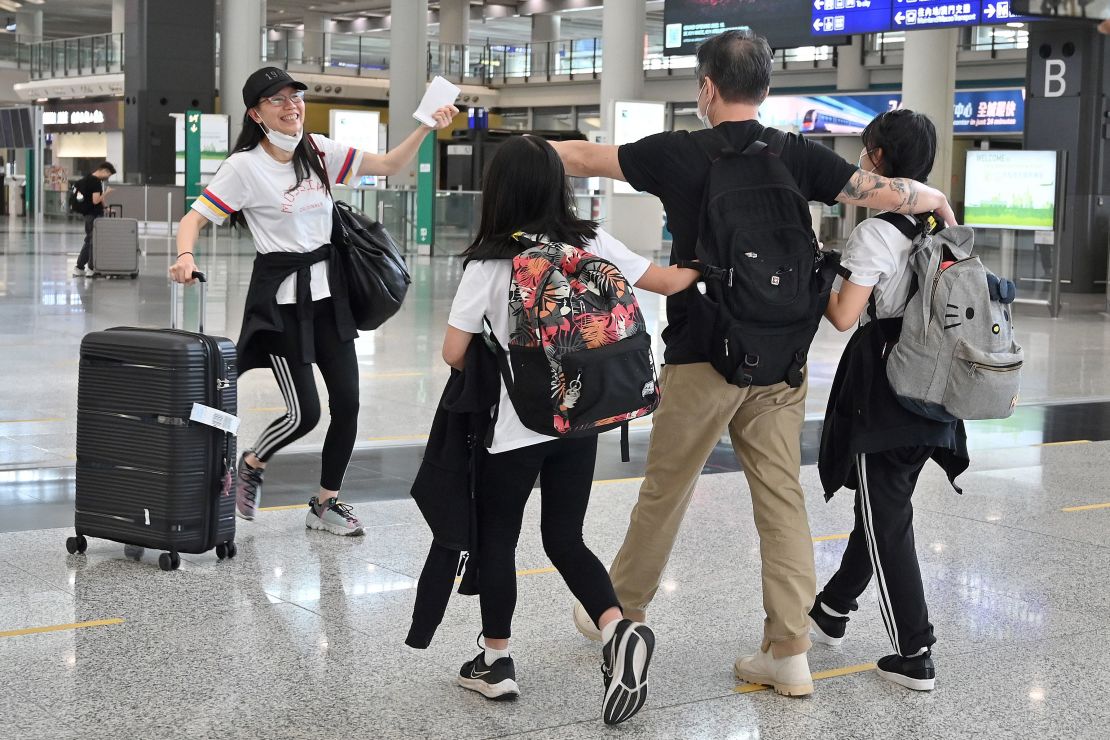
left=734, top=646, right=814, bottom=697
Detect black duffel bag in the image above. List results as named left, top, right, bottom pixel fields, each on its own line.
left=330, top=200, right=411, bottom=330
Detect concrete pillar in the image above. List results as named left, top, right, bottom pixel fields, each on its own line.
left=221, top=0, right=263, bottom=147
left=902, top=29, right=958, bottom=197
left=302, top=10, right=331, bottom=66
left=389, top=0, right=429, bottom=188
left=836, top=35, right=868, bottom=92
left=15, top=10, right=43, bottom=43
left=600, top=0, right=645, bottom=137
left=438, top=0, right=469, bottom=46
left=124, top=0, right=217, bottom=185
left=530, top=12, right=560, bottom=78
left=835, top=35, right=869, bottom=240
left=112, top=0, right=126, bottom=34
left=601, top=0, right=660, bottom=252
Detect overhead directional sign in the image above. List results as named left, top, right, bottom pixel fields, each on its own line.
left=813, top=0, right=1030, bottom=36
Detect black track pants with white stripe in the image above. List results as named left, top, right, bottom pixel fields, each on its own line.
left=252, top=300, right=360, bottom=492
left=820, top=446, right=937, bottom=658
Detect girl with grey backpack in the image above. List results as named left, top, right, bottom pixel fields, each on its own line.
left=810, top=110, right=1014, bottom=692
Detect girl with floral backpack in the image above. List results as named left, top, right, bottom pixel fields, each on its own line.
left=441, top=135, right=699, bottom=724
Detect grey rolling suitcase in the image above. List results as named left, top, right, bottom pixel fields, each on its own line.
left=90, top=207, right=140, bottom=278
left=68, top=273, right=239, bottom=571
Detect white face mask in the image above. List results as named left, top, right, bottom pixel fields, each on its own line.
left=258, top=121, right=302, bottom=152
left=696, top=82, right=712, bottom=129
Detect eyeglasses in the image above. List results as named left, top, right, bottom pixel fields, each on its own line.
left=261, top=91, right=305, bottom=108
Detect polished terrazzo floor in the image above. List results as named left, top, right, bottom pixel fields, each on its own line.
left=2, top=218, right=1110, bottom=738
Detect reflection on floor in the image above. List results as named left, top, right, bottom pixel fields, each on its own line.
left=3, top=220, right=1110, bottom=469
left=2, top=442, right=1109, bottom=738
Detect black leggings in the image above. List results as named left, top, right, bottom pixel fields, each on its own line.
left=477, top=436, right=619, bottom=640
left=252, top=299, right=359, bottom=492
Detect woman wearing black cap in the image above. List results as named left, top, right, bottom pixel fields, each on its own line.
left=169, top=67, right=457, bottom=535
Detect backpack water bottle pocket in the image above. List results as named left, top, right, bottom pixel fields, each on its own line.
left=560, top=332, right=658, bottom=429
left=941, top=339, right=1023, bottom=420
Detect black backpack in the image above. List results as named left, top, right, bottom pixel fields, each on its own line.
left=683, top=128, right=839, bottom=388
left=68, top=181, right=89, bottom=214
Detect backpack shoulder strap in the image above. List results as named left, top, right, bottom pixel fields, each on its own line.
left=693, top=129, right=736, bottom=164
left=743, top=126, right=787, bottom=157
left=874, top=212, right=924, bottom=242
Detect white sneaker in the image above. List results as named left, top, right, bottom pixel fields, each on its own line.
left=573, top=601, right=602, bottom=642
left=73, top=266, right=91, bottom=277
left=734, top=646, right=814, bottom=697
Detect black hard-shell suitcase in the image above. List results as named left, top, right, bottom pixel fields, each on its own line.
left=68, top=273, right=239, bottom=570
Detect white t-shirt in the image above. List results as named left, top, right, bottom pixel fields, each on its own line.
left=834, top=214, right=916, bottom=320
left=191, top=134, right=365, bottom=304
left=448, top=229, right=652, bottom=455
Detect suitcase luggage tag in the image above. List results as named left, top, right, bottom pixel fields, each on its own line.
left=190, top=403, right=240, bottom=435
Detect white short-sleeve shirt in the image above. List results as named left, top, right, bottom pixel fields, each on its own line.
left=448, top=229, right=652, bottom=455
left=191, top=134, right=364, bottom=304
left=834, top=214, right=916, bottom=321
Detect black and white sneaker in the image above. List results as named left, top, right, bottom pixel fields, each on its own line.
left=601, top=619, right=655, bottom=725
left=809, top=593, right=849, bottom=647
left=457, top=652, right=520, bottom=701
left=876, top=651, right=936, bottom=691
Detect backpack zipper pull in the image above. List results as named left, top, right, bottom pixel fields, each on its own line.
left=725, top=338, right=730, bottom=357
left=728, top=268, right=734, bottom=287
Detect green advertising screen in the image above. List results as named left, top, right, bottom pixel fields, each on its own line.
left=964, top=150, right=1057, bottom=231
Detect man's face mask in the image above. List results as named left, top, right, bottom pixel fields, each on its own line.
left=696, top=81, right=712, bottom=129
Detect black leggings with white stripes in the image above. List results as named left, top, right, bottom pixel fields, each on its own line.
left=820, top=447, right=936, bottom=658
left=253, top=299, right=360, bottom=492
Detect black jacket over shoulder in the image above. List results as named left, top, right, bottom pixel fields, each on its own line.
left=237, top=244, right=358, bottom=374
left=819, top=317, right=969, bottom=499
left=406, top=338, right=500, bottom=649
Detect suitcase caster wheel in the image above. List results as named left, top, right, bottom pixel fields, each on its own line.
left=124, top=545, right=144, bottom=561
left=129, top=273, right=138, bottom=280
left=66, top=535, right=88, bottom=555
left=216, top=543, right=227, bottom=560
left=227, top=542, right=237, bottom=559
left=159, top=552, right=181, bottom=571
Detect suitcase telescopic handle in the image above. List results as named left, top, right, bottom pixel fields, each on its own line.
left=170, top=270, right=208, bottom=333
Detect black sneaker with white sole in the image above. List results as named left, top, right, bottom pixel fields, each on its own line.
left=809, top=593, right=849, bottom=646
left=601, top=619, right=655, bottom=725
left=876, top=651, right=936, bottom=691
left=457, top=652, right=520, bottom=701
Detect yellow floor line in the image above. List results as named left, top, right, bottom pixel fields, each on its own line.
left=1062, top=501, right=1110, bottom=513
left=516, top=566, right=558, bottom=577
left=812, top=533, right=851, bottom=542
left=1040, top=440, right=1090, bottom=447
left=734, top=662, right=877, bottom=693
left=257, top=504, right=312, bottom=512
left=0, top=618, right=124, bottom=639
left=594, top=476, right=646, bottom=486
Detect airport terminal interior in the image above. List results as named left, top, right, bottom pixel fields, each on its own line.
left=2, top=1, right=1110, bottom=738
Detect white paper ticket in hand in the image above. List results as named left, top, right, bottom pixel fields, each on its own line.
left=413, top=76, right=461, bottom=127
left=190, top=403, right=241, bottom=435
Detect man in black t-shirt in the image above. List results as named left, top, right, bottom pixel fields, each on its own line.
left=551, top=30, right=955, bottom=698
left=72, top=161, right=117, bottom=277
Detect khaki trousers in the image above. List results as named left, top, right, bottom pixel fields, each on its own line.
left=609, top=362, right=816, bottom=657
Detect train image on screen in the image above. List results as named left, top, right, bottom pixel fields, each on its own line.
left=801, top=107, right=875, bottom=134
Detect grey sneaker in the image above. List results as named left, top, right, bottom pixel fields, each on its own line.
left=306, top=496, right=364, bottom=536
left=235, top=452, right=264, bottom=521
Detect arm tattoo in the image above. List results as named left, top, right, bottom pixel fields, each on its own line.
left=839, top=170, right=923, bottom=213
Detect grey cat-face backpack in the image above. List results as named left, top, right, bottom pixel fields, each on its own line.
left=874, top=213, right=1024, bottom=422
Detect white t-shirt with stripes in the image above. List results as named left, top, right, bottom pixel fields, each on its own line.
left=192, top=134, right=364, bottom=304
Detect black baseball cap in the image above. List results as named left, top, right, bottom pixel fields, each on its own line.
left=242, top=67, right=307, bottom=107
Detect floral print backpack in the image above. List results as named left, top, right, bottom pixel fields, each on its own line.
left=485, top=236, right=660, bottom=459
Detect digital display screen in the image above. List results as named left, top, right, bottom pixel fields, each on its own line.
left=663, top=0, right=849, bottom=56
left=965, top=150, right=1058, bottom=231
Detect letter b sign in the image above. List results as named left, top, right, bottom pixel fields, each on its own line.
left=1044, top=59, right=1067, bottom=98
